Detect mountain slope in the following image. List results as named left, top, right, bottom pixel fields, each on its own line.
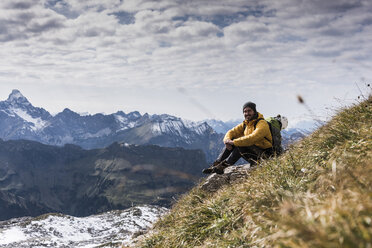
left=0, top=205, right=167, bottom=247
left=137, top=95, right=372, bottom=247
left=0, top=140, right=206, bottom=221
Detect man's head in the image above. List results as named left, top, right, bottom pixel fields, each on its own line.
left=242, top=102, right=257, bottom=121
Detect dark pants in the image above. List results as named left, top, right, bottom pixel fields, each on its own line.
left=216, top=145, right=273, bottom=166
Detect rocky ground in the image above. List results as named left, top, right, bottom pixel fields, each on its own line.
left=0, top=205, right=167, bottom=248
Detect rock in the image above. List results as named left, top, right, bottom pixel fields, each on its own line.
left=200, top=173, right=229, bottom=192
left=131, top=208, right=142, bottom=216
left=200, top=164, right=253, bottom=192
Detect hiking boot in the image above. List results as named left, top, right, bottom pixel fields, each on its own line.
left=202, top=161, right=220, bottom=174
left=213, top=161, right=231, bottom=175
left=202, top=167, right=214, bottom=174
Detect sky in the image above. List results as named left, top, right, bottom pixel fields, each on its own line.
left=0, top=0, right=371, bottom=124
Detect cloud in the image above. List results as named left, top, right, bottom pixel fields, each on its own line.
left=299, top=0, right=363, bottom=14
left=171, top=20, right=220, bottom=40
left=0, top=1, right=66, bottom=42
left=0, top=0, right=371, bottom=121
left=109, top=11, right=135, bottom=25
left=4, top=0, right=39, bottom=10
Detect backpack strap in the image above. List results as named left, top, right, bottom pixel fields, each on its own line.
left=254, top=118, right=272, bottom=144
left=254, top=118, right=264, bottom=129
left=243, top=118, right=264, bottom=130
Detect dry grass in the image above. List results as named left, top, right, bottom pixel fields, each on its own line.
left=135, top=95, right=372, bottom=248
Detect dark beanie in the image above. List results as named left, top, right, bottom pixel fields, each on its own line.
left=242, top=102, right=256, bottom=112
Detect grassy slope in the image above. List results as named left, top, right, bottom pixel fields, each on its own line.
left=137, top=96, right=372, bottom=248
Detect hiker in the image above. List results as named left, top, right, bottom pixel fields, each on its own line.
left=203, top=102, right=276, bottom=175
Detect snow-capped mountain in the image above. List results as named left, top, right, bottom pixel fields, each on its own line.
left=203, top=119, right=241, bottom=134
left=0, top=90, right=222, bottom=161
left=0, top=205, right=167, bottom=248
left=281, top=128, right=312, bottom=147
left=0, top=90, right=51, bottom=137
left=287, top=116, right=324, bottom=131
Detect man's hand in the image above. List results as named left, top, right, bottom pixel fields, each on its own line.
left=224, top=139, right=234, bottom=150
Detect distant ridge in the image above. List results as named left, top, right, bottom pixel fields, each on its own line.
left=0, top=139, right=206, bottom=220
left=0, top=90, right=223, bottom=161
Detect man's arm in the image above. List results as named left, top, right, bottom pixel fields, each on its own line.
left=223, top=122, right=245, bottom=150
left=224, top=122, right=245, bottom=142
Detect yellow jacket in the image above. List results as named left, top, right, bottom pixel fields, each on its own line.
left=224, top=112, right=273, bottom=149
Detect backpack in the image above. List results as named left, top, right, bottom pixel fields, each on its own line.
left=252, top=116, right=284, bottom=155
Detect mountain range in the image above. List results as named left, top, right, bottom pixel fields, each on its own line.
left=0, top=90, right=223, bottom=162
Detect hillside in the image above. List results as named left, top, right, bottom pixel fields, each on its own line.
left=0, top=140, right=206, bottom=220
left=135, top=95, right=372, bottom=247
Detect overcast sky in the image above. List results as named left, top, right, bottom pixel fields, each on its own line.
left=0, top=0, right=371, bottom=124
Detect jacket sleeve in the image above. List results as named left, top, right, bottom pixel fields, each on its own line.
left=224, top=122, right=245, bottom=142
left=233, top=119, right=270, bottom=147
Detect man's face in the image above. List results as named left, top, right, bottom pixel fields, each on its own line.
left=243, top=107, right=255, bottom=121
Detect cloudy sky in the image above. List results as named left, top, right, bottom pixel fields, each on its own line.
left=0, top=0, right=371, bottom=124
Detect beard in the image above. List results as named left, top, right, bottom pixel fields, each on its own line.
left=245, top=112, right=258, bottom=121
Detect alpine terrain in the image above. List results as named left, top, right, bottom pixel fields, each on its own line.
left=0, top=205, right=167, bottom=247
left=0, top=90, right=223, bottom=162
left=0, top=139, right=205, bottom=220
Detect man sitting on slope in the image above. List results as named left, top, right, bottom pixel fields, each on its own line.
left=202, top=101, right=273, bottom=175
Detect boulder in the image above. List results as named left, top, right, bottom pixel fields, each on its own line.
left=200, top=164, right=254, bottom=192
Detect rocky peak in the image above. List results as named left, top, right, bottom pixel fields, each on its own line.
left=59, top=108, right=80, bottom=117
left=127, top=111, right=141, bottom=119
left=6, top=89, right=31, bottom=106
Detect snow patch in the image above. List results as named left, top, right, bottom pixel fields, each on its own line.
left=183, top=119, right=197, bottom=128
left=115, top=114, right=138, bottom=131
left=57, top=135, right=75, bottom=144
left=115, top=114, right=128, bottom=124
left=192, top=122, right=210, bottom=135
left=0, top=227, right=27, bottom=245
left=11, top=108, right=48, bottom=131
left=82, top=128, right=112, bottom=139
left=0, top=109, right=15, bottom=117
left=151, top=120, right=185, bottom=136
left=0, top=205, right=168, bottom=247
left=151, top=122, right=162, bottom=134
